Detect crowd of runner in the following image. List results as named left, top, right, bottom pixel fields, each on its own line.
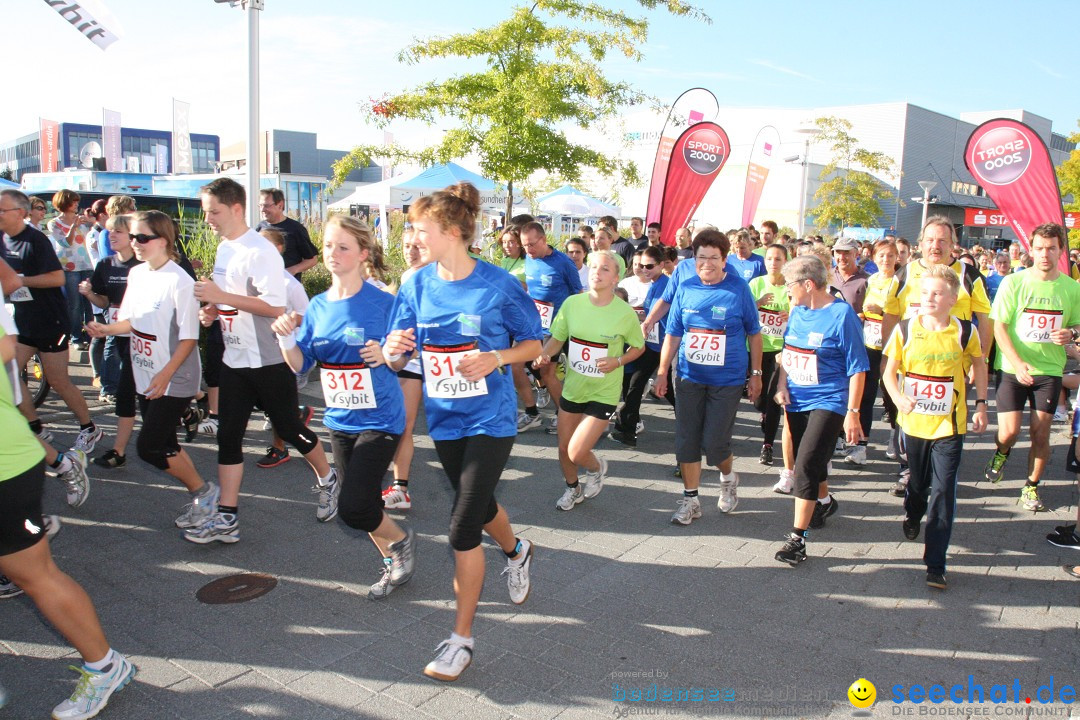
left=1, top=181, right=1079, bottom=717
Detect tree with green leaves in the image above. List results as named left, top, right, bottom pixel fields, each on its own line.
left=808, top=116, right=898, bottom=234
left=1056, top=120, right=1080, bottom=249
left=332, top=1, right=709, bottom=220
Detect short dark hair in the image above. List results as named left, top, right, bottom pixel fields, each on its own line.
left=565, top=237, right=588, bottom=255
left=761, top=220, right=779, bottom=234
left=642, top=245, right=664, bottom=263
left=201, top=177, right=246, bottom=209
left=647, top=222, right=661, bottom=231
left=577, top=224, right=594, bottom=237
left=1032, top=222, right=1067, bottom=250
left=260, top=188, right=285, bottom=205
left=598, top=215, right=617, bottom=231
left=691, top=229, right=730, bottom=258
left=521, top=221, right=546, bottom=238
left=509, top=213, right=534, bottom=227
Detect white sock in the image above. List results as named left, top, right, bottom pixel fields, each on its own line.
left=450, top=632, right=474, bottom=648
left=317, top=469, right=335, bottom=487
left=55, top=455, right=73, bottom=475
left=84, top=649, right=114, bottom=672
left=818, top=495, right=831, bottom=505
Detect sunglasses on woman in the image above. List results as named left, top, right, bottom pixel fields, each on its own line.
left=131, top=233, right=160, bottom=244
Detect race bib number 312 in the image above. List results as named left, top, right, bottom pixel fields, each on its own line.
left=321, top=363, right=377, bottom=410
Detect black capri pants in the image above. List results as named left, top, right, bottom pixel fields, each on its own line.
left=433, top=434, right=515, bottom=552
left=114, top=337, right=136, bottom=419
left=330, top=429, right=401, bottom=533
left=216, top=363, right=320, bottom=466
left=786, top=408, right=845, bottom=501
left=136, top=394, right=193, bottom=470
left=203, top=323, right=225, bottom=388
left=0, top=460, right=47, bottom=557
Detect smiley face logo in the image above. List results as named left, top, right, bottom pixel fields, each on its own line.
left=848, top=678, right=876, bottom=709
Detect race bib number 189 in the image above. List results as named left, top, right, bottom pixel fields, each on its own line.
left=758, top=309, right=786, bottom=338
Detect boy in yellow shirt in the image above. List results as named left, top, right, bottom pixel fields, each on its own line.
left=883, top=265, right=988, bottom=590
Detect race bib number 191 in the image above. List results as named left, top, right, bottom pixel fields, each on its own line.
left=1019, top=308, right=1061, bottom=343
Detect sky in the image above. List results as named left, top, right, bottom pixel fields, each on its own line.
left=9, top=0, right=1079, bottom=155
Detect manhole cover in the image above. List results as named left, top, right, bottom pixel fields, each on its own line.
left=196, top=573, right=277, bottom=604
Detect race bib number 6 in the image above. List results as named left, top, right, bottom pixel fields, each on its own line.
left=423, top=342, right=489, bottom=400
left=781, top=344, right=818, bottom=385
left=321, top=362, right=377, bottom=410
left=567, top=336, right=606, bottom=378
left=1019, top=308, right=1061, bottom=343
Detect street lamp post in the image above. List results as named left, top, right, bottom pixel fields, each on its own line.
left=918, top=180, right=937, bottom=231
left=793, top=126, right=822, bottom=238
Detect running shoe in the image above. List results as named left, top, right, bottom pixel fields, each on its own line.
left=775, top=534, right=807, bottom=566
left=174, top=482, right=220, bottom=530
left=903, top=517, right=921, bottom=541
left=502, top=539, right=533, bottom=605
left=73, top=426, right=103, bottom=455
left=35, top=426, right=54, bottom=444
left=59, top=450, right=90, bottom=508
left=582, top=456, right=607, bottom=499
left=313, top=471, right=340, bottom=522
left=92, top=449, right=126, bottom=469
left=181, top=408, right=201, bottom=443
left=423, top=637, right=473, bottom=682
left=890, top=469, right=909, bottom=497
left=1054, top=408, right=1069, bottom=423
left=0, top=575, right=23, bottom=600
left=256, top=446, right=290, bottom=468
left=555, top=484, right=584, bottom=511
left=670, top=495, right=701, bottom=525
left=833, top=438, right=850, bottom=457
left=382, top=484, right=412, bottom=510
left=759, top=444, right=773, bottom=466
left=51, top=653, right=137, bottom=720
left=845, top=444, right=867, bottom=466
left=516, top=412, right=542, bottom=433
left=808, top=494, right=839, bottom=529
left=717, top=472, right=739, bottom=513
left=198, top=416, right=219, bottom=436
left=368, top=558, right=396, bottom=600
left=607, top=429, right=636, bottom=447
left=772, top=469, right=794, bottom=495
left=43, top=515, right=61, bottom=539
left=388, top=527, right=416, bottom=586
left=984, top=451, right=1008, bottom=483
left=534, top=387, right=551, bottom=409
left=885, top=434, right=898, bottom=460
left=543, top=415, right=559, bottom=435
left=1047, top=526, right=1080, bottom=549
left=636, top=420, right=645, bottom=435
left=183, top=512, right=239, bottom=544
left=1019, top=485, right=1046, bottom=512
left=926, top=571, right=948, bottom=590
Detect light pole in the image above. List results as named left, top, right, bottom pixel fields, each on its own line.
left=215, top=0, right=263, bottom=227
left=917, top=180, right=937, bottom=230
left=793, top=126, right=821, bottom=238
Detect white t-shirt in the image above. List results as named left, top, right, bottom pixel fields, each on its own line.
left=0, top=303, right=21, bottom=406
left=118, top=261, right=202, bottom=398
left=577, top=265, right=589, bottom=291
left=284, top=270, right=309, bottom=316
left=618, top=275, right=653, bottom=308
left=212, top=229, right=288, bottom=369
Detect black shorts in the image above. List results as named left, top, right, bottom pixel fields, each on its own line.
left=397, top=368, right=423, bottom=382
left=18, top=334, right=69, bottom=354
left=996, top=373, right=1062, bottom=414
left=559, top=396, right=616, bottom=420
left=0, top=460, right=47, bottom=557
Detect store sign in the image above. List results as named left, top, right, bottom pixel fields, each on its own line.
left=964, top=208, right=1009, bottom=227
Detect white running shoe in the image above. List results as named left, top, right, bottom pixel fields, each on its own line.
left=555, top=484, right=584, bottom=511
left=44, top=515, right=61, bottom=539
left=516, top=412, right=542, bottom=432
left=845, top=444, right=867, bottom=466
left=72, top=426, right=103, bottom=455
left=717, top=472, right=739, bottom=513
left=772, top=469, right=794, bottom=495
left=51, top=652, right=137, bottom=720
left=582, top=456, right=608, bottom=499
left=175, top=482, right=221, bottom=530
left=671, top=495, right=702, bottom=525
left=534, top=387, right=551, bottom=409
left=885, top=434, right=898, bottom=460
left=381, top=484, right=412, bottom=510
left=423, top=637, right=473, bottom=682
left=503, top=539, right=533, bottom=605
left=832, top=438, right=850, bottom=457
left=36, top=426, right=54, bottom=444
left=183, top=512, right=239, bottom=544
left=198, top=416, right=219, bottom=436
left=59, top=450, right=90, bottom=508
left=313, top=471, right=340, bottom=522
left=636, top=420, right=645, bottom=435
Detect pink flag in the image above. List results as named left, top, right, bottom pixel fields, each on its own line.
left=659, top=123, right=731, bottom=246
left=645, top=88, right=719, bottom=226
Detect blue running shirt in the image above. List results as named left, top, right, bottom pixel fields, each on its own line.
left=666, top=274, right=760, bottom=387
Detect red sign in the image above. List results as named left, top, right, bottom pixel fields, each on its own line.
left=659, top=122, right=731, bottom=246
left=40, top=118, right=59, bottom=173
left=964, top=208, right=1009, bottom=227
left=646, top=88, right=719, bottom=226
left=964, top=118, right=1067, bottom=271
left=1066, top=212, right=1080, bottom=230
left=741, top=126, right=781, bottom=227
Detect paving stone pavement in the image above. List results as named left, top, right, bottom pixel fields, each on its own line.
left=2, top=354, right=1078, bottom=719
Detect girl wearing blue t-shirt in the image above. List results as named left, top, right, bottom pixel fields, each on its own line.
left=272, top=216, right=415, bottom=600
left=385, top=183, right=544, bottom=683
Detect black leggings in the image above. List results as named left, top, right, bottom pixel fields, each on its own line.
left=114, top=337, right=136, bottom=419
left=217, top=363, right=319, bottom=465
left=858, top=347, right=897, bottom=437
left=753, top=350, right=784, bottom=445
left=614, top=347, right=675, bottom=434
left=786, top=409, right=845, bottom=501
left=136, top=394, right=192, bottom=470
left=433, top=434, right=515, bottom=552
left=330, top=429, right=401, bottom=533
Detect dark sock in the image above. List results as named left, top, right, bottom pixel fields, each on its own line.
left=504, top=538, right=522, bottom=559
left=218, top=504, right=238, bottom=515
left=49, top=453, right=64, bottom=470
left=1025, top=480, right=1039, bottom=488
left=996, top=445, right=1011, bottom=457
left=683, top=489, right=698, bottom=498
left=858, top=441, right=868, bottom=447
left=393, top=480, right=409, bottom=488
left=80, top=422, right=95, bottom=432
left=567, top=480, right=580, bottom=489
left=792, top=527, right=808, bottom=540
left=29, top=419, right=42, bottom=434
left=525, top=405, right=538, bottom=417
left=209, top=413, right=219, bottom=420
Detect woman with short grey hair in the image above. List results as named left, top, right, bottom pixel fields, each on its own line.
left=772, top=255, right=869, bottom=566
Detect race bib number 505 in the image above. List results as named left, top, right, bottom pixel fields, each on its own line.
left=423, top=342, right=489, bottom=400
